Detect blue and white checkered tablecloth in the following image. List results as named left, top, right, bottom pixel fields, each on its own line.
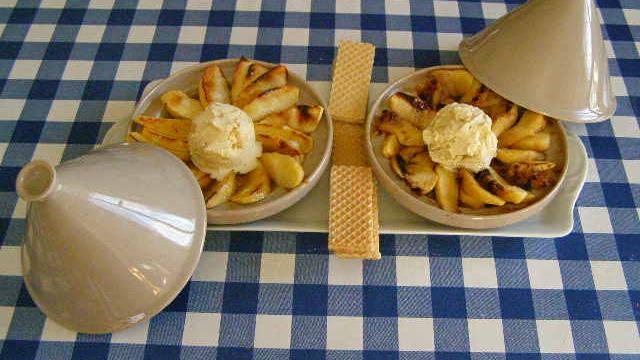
left=0, top=0, right=639, bottom=359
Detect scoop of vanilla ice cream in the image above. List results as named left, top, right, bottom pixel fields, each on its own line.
left=189, top=103, right=262, bottom=180
left=422, top=102, right=497, bottom=173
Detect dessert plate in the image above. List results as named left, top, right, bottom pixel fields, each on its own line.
left=104, top=78, right=587, bottom=237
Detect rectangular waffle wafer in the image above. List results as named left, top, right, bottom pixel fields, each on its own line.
left=328, top=165, right=381, bottom=260
left=328, top=41, right=376, bottom=124
left=332, top=121, right=368, bottom=167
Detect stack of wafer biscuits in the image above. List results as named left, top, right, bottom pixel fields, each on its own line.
left=328, top=41, right=380, bottom=260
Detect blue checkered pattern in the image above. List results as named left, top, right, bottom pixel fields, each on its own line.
left=0, top=0, right=639, bottom=359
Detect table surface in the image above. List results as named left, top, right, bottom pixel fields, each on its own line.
left=0, top=0, right=639, bottom=359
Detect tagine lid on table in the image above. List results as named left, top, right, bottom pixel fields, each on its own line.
left=16, top=143, right=207, bottom=333
left=458, top=0, right=616, bottom=123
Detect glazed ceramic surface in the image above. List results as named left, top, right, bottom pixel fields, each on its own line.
left=17, top=143, right=206, bottom=333
left=126, top=59, right=332, bottom=225
left=459, top=0, right=616, bottom=123
left=365, top=65, right=570, bottom=230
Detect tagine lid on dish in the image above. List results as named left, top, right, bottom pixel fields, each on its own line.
left=458, top=0, right=616, bottom=123
left=16, top=143, right=206, bottom=333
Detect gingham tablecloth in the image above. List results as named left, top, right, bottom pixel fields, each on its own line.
left=0, top=0, right=639, bottom=359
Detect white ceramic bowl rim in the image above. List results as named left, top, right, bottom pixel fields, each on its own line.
left=366, top=64, right=569, bottom=225
left=131, top=58, right=333, bottom=224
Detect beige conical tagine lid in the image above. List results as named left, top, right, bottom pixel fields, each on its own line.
left=459, top=0, right=616, bottom=123
left=16, top=143, right=206, bottom=333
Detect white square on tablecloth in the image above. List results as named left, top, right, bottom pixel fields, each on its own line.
left=334, top=29, right=361, bottom=46
left=115, top=61, right=147, bottom=81
left=32, top=144, right=67, bottom=166
left=0, top=246, right=21, bottom=276
left=25, top=24, right=56, bottom=42
left=434, top=0, right=459, bottom=17
left=282, top=27, right=309, bottom=46
left=75, top=25, right=105, bottom=43
left=590, top=261, right=627, bottom=290
left=611, top=116, right=640, bottom=138
left=623, top=160, right=640, bottom=184
left=111, top=320, right=149, bottom=344
left=462, top=257, right=498, bottom=288
left=397, top=317, right=434, bottom=351
left=388, top=67, right=414, bottom=83
left=182, top=313, right=220, bottom=346
left=624, top=9, right=640, bottom=26
left=39, top=0, right=66, bottom=8
left=603, top=320, right=640, bottom=354
left=437, top=33, right=463, bottom=52
left=12, top=199, right=26, bottom=219
left=62, top=60, right=94, bottom=81
left=48, top=100, right=79, bottom=122
left=326, top=316, right=363, bottom=350
left=387, top=31, right=414, bottom=50
left=0, top=99, right=25, bottom=120
left=586, top=158, right=600, bottom=183
left=186, top=0, right=212, bottom=11
left=179, top=26, right=207, bottom=45
left=578, top=207, right=613, bottom=234
left=611, top=76, right=628, bottom=97
left=396, top=256, right=430, bottom=287
left=235, top=0, right=262, bottom=11
left=9, top=60, right=41, bottom=80
left=285, top=63, right=307, bottom=80
left=335, top=1, right=361, bottom=14
left=260, top=253, right=295, bottom=284
left=384, top=1, right=411, bottom=15
left=527, top=259, right=563, bottom=289
left=137, top=0, right=162, bottom=9
left=536, top=320, right=574, bottom=353
left=328, top=255, right=362, bottom=285
left=192, top=252, right=228, bottom=282
left=127, top=26, right=156, bottom=44
left=286, top=0, right=311, bottom=13
left=88, top=0, right=114, bottom=8
left=41, top=318, right=77, bottom=341
left=468, top=319, right=505, bottom=352
left=230, top=27, right=259, bottom=45
left=102, top=100, right=136, bottom=122
left=0, top=306, right=15, bottom=339
left=482, top=3, right=508, bottom=19
left=254, top=314, right=292, bottom=348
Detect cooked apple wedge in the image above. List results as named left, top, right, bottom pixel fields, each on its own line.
left=504, top=161, right=557, bottom=190
left=189, top=163, right=214, bottom=189
left=511, top=132, right=551, bottom=151
left=199, top=64, right=230, bottom=107
left=245, top=63, right=270, bottom=85
left=254, top=123, right=313, bottom=155
left=281, top=105, right=324, bottom=133
left=435, top=164, right=459, bottom=212
left=376, top=110, right=423, bottom=146
left=161, top=90, right=203, bottom=119
left=404, top=152, right=438, bottom=195
left=387, top=92, right=436, bottom=129
left=390, top=155, right=406, bottom=178
left=430, top=69, right=476, bottom=97
left=476, top=168, right=529, bottom=204
left=382, top=134, right=400, bottom=158
left=234, top=65, right=288, bottom=108
left=131, top=130, right=190, bottom=161
left=491, top=104, right=519, bottom=137
left=497, top=148, right=545, bottom=164
left=205, top=172, right=237, bottom=208
left=258, top=113, right=288, bottom=127
left=260, top=152, right=304, bottom=189
left=133, top=116, right=191, bottom=140
left=459, top=189, right=484, bottom=209
left=398, top=146, right=425, bottom=162
left=499, top=110, right=546, bottom=147
left=243, top=85, right=300, bottom=121
left=460, top=169, right=506, bottom=206
left=230, top=162, right=271, bottom=204
left=231, top=57, right=253, bottom=103
left=460, top=78, right=482, bottom=103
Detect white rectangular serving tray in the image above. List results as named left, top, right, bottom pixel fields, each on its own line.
left=103, top=79, right=587, bottom=238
